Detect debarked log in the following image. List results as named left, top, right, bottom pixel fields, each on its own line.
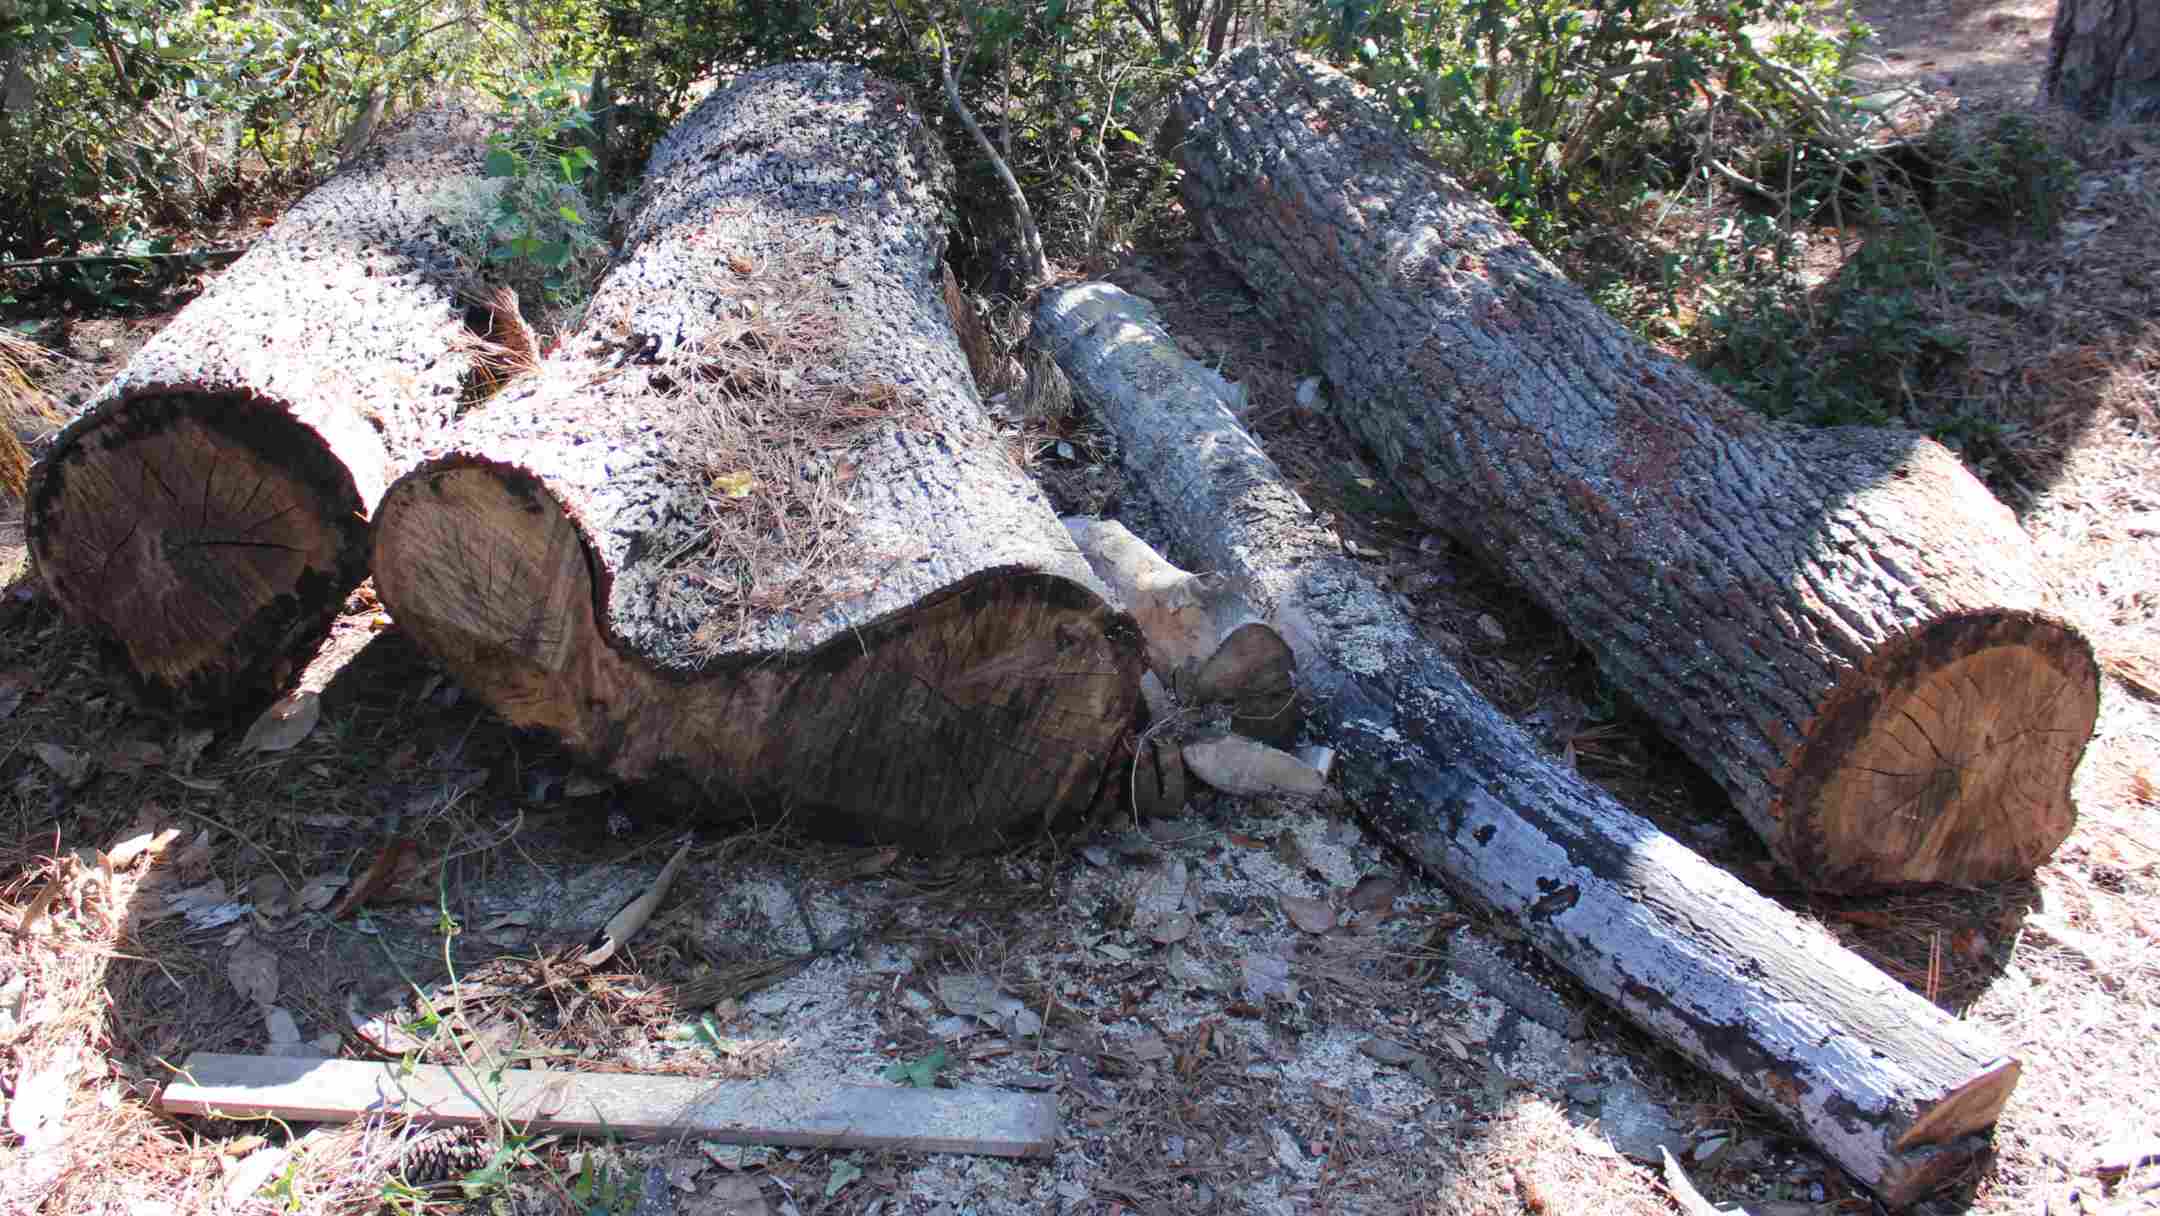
left=26, top=104, right=496, bottom=710
left=372, top=64, right=1143, bottom=849
left=1171, top=48, right=2098, bottom=892
left=1038, top=281, right=2018, bottom=1208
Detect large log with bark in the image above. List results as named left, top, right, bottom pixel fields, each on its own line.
left=1170, top=49, right=2099, bottom=892
left=1038, top=282, right=2020, bottom=1208
left=372, top=64, right=1143, bottom=849
left=25, top=105, right=495, bottom=710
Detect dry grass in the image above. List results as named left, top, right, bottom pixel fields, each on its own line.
left=659, top=249, right=924, bottom=654
left=0, top=328, right=71, bottom=502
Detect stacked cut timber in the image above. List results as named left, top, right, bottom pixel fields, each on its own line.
left=1171, top=48, right=2099, bottom=892
left=26, top=105, right=494, bottom=710
left=1038, top=282, right=2020, bottom=1208
left=371, top=64, right=1142, bottom=849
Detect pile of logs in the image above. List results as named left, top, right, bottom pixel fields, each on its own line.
left=23, top=50, right=2106, bottom=1210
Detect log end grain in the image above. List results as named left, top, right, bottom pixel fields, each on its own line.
left=27, top=386, right=375, bottom=708
left=1777, top=610, right=2099, bottom=890
left=374, top=459, right=1143, bottom=850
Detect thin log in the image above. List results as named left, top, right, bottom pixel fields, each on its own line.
left=1063, top=515, right=1295, bottom=741
left=372, top=64, right=1142, bottom=850
left=1170, top=48, right=2099, bottom=892
left=1037, top=281, right=2018, bottom=1209
left=25, top=105, right=494, bottom=710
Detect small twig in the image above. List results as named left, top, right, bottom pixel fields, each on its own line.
left=936, top=27, right=1049, bottom=287
left=173, top=804, right=295, bottom=891
left=0, top=246, right=250, bottom=273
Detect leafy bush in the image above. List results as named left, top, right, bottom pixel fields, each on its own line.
left=0, top=1, right=486, bottom=262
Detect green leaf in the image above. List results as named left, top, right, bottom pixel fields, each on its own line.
left=825, top=1159, right=862, bottom=1198
left=1118, top=127, right=1142, bottom=144
left=558, top=204, right=582, bottom=225
left=537, top=240, right=573, bottom=269
left=484, top=148, right=518, bottom=178
left=879, top=1046, right=948, bottom=1089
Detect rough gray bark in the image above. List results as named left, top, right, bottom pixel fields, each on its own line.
left=373, top=64, right=1143, bottom=850
left=1038, top=282, right=2021, bottom=1209
left=1170, top=48, right=2099, bottom=893
left=2047, top=0, right=2160, bottom=122
left=25, top=104, right=491, bottom=711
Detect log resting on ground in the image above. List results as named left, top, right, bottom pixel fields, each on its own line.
left=1062, top=515, right=1296, bottom=742
left=372, top=65, right=1142, bottom=849
left=1171, top=48, right=2099, bottom=892
left=1037, top=281, right=2019, bottom=1208
left=25, top=105, right=494, bottom=711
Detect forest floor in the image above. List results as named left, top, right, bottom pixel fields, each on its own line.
left=1, top=5, right=2157, bottom=1216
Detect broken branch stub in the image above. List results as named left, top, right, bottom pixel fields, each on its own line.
left=1063, top=516, right=1295, bottom=742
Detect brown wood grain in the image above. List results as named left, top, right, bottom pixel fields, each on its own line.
left=26, top=104, right=492, bottom=711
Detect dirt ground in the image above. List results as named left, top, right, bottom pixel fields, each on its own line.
left=3, top=4, right=2158, bottom=1215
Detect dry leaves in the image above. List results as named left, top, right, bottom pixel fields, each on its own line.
left=1182, top=734, right=1326, bottom=797
left=226, top=934, right=279, bottom=1005
left=580, top=836, right=694, bottom=965
left=238, top=691, right=320, bottom=753
left=1281, top=894, right=1337, bottom=934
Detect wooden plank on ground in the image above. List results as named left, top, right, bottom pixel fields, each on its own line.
left=160, top=1053, right=1057, bottom=1158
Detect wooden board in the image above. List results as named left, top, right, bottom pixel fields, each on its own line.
left=160, top=1053, right=1057, bottom=1159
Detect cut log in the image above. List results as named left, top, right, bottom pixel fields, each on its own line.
left=1063, top=515, right=1295, bottom=740
left=25, top=104, right=494, bottom=710
left=1037, top=281, right=2019, bottom=1209
left=372, top=64, right=1142, bottom=850
left=1170, top=49, right=2099, bottom=892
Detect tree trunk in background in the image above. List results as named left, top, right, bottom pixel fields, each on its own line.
left=1037, top=282, right=2020, bottom=1209
left=372, top=64, right=1143, bottom=850
left=2047, top=0, right=2160, bottom=122
left=26, top=104, right=493, bottom=712
left=1172, top=48, right=2099, bottom=893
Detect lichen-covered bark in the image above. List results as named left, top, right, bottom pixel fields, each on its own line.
left=374, top=65, right=1142, bottom=849
left=26, top=104, right=490, bottom=710
left=2047, top=0, right=2160, bottom=122
left=1171, top=48, right=2098, bottom=892
left=1038, top=282, right=2019, bottom=1208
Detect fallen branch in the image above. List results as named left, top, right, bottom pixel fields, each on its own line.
left=0, top=246, right=250, bottom=274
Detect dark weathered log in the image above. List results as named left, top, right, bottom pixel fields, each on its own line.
left=25, top=105, right=493, bottom=710
left=1038, top=281, right=2020, bottom=1209
left=1171, top=49, right=2099, bottom=892
left=372, top=65, right=1143, bottom=850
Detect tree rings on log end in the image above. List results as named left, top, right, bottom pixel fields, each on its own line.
left=27, top=388, right=373, bottom=710
left=373, top=460, right=1144, bottom=851
left=1776, top=610, right=2099, bottom=891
